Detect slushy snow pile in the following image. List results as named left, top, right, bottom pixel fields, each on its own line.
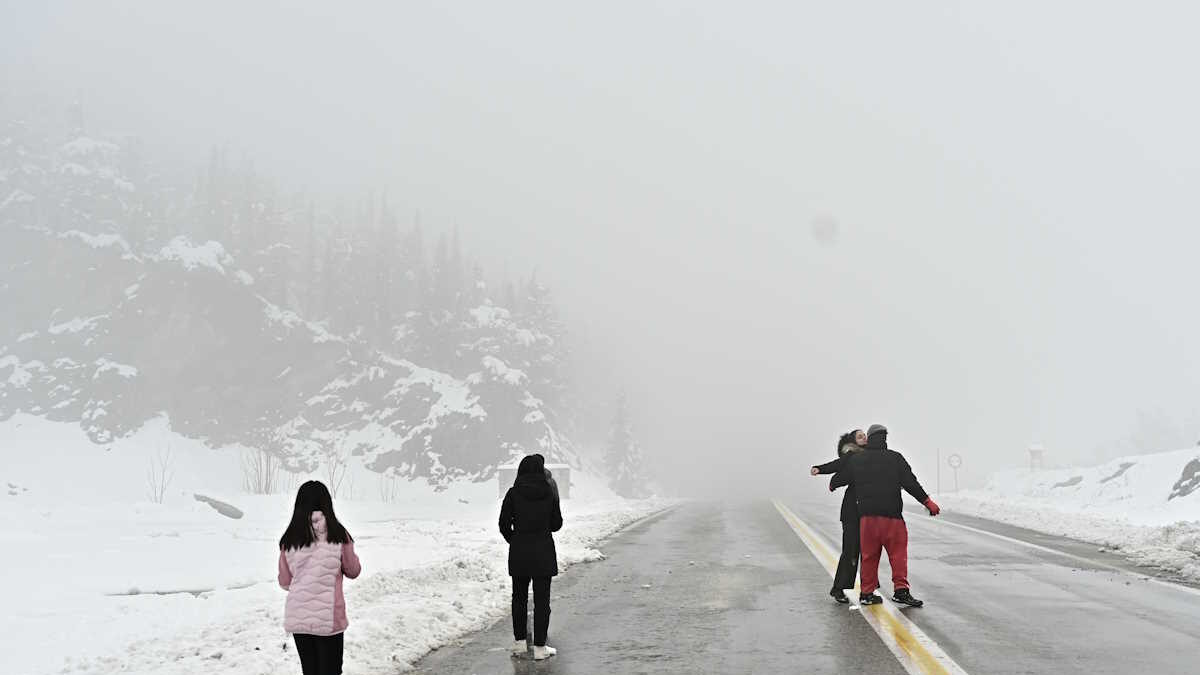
left=940, top=446, right=1200, bottom=582
left=0, top=414, right=671, bottom=675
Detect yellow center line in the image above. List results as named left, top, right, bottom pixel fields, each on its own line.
left=771, top=499, right=969, bottom=675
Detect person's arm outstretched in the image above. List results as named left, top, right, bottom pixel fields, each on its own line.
left=829, top=461, right=853, bottom=491
left=811, top=456, right=845, bottom=476
left=899, top=455, right=939, bottom=515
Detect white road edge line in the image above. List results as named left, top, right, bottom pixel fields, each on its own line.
left=908, top=512, right=1200, bottom=598
left=772, top=500, right=970, bottom=675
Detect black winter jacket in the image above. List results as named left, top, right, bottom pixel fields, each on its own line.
left=499, top=473, right=564, bottom=577
left=831, top=436, right=929, bottom=520
left=813, top=443, right=861, bottom=523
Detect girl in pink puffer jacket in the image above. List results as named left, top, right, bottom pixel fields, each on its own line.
left=278, top=480, right=362, bottom=675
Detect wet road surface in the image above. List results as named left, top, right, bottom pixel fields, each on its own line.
left=411, top=501, right=906, bottom=675
left=412, top=496, right=1200, bottom=674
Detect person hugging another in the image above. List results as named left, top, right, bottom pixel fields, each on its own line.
left=830, top=424, right=939, bottom=607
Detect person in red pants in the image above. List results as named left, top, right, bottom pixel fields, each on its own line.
left=830, top=424, right=939, bottom=607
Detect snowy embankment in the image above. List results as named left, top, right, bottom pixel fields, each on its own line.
left=0, top=415, right=673, bottom=675
left=939, top=447, right=1200, bottom=582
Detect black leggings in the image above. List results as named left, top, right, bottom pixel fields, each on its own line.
left=512, top=576, right=552, bottom=646
left=831, top=518, right=861, bottom=594
left=293, top=632, right=344, bottom=675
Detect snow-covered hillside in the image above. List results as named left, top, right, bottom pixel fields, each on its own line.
left=1, top=118, right=580, bottom=482
left=0, top=414, right=671, bottom=675
left=940, top=446, right=1200, bottom=582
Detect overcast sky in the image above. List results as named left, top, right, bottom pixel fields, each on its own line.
left=5, top=1, right=1200, bottom=493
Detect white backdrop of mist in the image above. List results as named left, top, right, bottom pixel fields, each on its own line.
left=5, top=1, right=1200, bottom=496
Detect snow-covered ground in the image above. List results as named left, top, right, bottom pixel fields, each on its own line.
left=939, top=447, right=1200, bottom=582
left=0, top=414, right=672, bottom=675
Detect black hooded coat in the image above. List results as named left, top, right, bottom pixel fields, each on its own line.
left=831, top=431, right=930, bottom=519
left=499, top=455, right=563, bottom=577
left=813, top=440, right=863, bottom=523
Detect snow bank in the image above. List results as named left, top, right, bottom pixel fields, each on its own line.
left=48, top=314, right=107, bottom=335
left=0, top=414, right=672, bottom=675
left=383, top=356, right=487, bottom=421
left=1, top=355, right=45, bottom=387
left=0, top=187, right=36, bottom=210
left=155, top=237, right=235, bottom=274
left=475, top=355, right=527, bottom=386
left=57, top=229, right=134, bottom=255
left=60, top=137, right=120, bottom=158
left=94, top=358, right=138, bottom=379
left=940, top=446, right=1200, bottom=582
left=261, top=300, right=343, bottom=344
left=468, top=304, right=510, bottom=327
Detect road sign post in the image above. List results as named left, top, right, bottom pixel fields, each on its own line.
left=947, top=453, right=963, bottom=492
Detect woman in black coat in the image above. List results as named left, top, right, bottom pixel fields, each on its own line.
left=499, top=454, right=563, bottom=660
left=811, top=429, right=866, bottom=602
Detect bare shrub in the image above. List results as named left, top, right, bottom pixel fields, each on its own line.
left=146, top=444, right=175, bottom=504
left=324, top=444, right=350, bottom=498
left=281, top=468, right=302, bottom=494
left=377, top=471, right=400, bottom=503
left=242, top=448, right=281, bottom=495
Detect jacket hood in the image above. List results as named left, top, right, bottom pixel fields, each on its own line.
left=839, top=442, right=864, bottom=457
left=517, top=454, right=545, bottom=476
left=513, top=454, right=553, bottom=499
left=310, top=511, right=328, bottom=541
left=514, top=472, right=552, bottom=500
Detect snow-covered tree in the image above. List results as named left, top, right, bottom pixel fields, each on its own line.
left=0, top=106, right=585, bottom=484
left=605, top=392, right=649, bottom=498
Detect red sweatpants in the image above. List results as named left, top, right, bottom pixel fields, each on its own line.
left=859, top=515, right=909, bottom=594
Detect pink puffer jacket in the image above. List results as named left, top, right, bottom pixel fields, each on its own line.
left=278, top=511, right=362, bottom=636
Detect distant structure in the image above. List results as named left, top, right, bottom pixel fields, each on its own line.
left=1029, top=443, right=1046, bottom=471
left=497, top=462, right=571, bottom=499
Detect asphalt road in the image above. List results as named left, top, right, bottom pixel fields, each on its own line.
left=411, top=495, right=1200, bottom=675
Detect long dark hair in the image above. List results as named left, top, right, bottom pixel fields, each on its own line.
left=837, top=430, right=861, bottom=457
left=279, top=480, right=352, bottom=551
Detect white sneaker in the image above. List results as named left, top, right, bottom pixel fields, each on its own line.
left=511, top=640, right=528, bottom=656
left=533, top=645, right=557, bottom=660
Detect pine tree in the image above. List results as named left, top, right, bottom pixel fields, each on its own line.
left=450, top=226, right=464, bottom=311
left=304, top=203, right=319, bottom=315
left=373, top=196, right=398, bottom=343
left=605, top=392, right=648, bottom=498
left=433, top=232, right=452, bottom=312
left=503, top=280, right=518, bottom=313
left=321, top=222, right=344, bottom=322
left=466, top=261, right=486, bottom=307
left=520, top=276, right=569, bottom=422
left=407, top=216, right=428, bottom=310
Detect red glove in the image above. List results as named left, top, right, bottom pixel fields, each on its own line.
left=924, top=498, right=940, bottom=516
left=829, top=478, right=836, bottom=492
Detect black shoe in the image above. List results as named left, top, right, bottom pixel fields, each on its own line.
left=893, top=588, right=924, bottom=607
left=858, top=592, right=882, bottom=605
left=830, top=589, right=849, bottom=604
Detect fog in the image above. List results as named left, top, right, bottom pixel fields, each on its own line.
left=6, top=2, right=1200, bottom=495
